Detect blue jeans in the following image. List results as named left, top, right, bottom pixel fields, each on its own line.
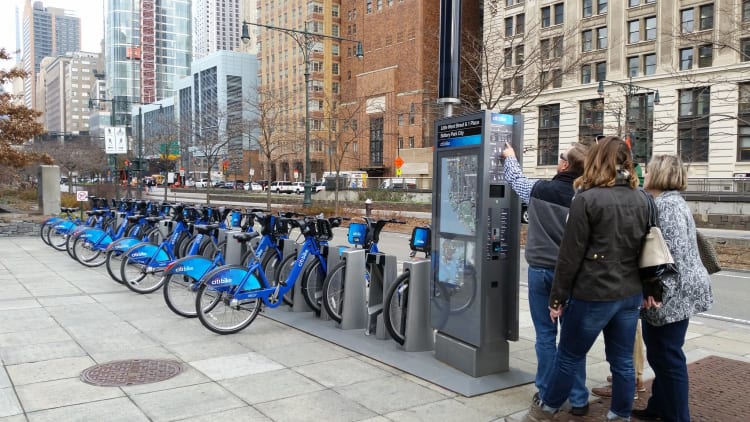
left=528, top=266, right=588, bottom=407
left=542, top=293, right=642, bottom=418
left=642, top=318, right=690, bottom=422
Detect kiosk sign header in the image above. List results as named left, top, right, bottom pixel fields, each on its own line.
left=437, top=118, right=483, bottom=148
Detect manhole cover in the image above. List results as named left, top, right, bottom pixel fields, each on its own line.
left=81, top=359, right=183, bottom=387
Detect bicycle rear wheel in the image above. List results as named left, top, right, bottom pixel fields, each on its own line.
left=195, top=279, right=261, bottom=334
left=73, top=236, right=105, bottom=267
left=40, top=222, right=53, bottom=245
left=120, top=255, right=166, bottom=294
left=322, top=261, right=347, bottom=323
left=301, top=259, right=326, bottom=314
left=383, top=271, right=410, bottom=345
left=106, top=249, right=125, bottom=283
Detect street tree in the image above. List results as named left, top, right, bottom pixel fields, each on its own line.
left=0, top=48, right=50, bottom=174
left=244, top=87, right=303, bottom=210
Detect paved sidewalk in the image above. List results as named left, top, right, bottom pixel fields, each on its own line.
left=1, top=237, right=750, bottom=422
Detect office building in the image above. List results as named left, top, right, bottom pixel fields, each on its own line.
left=103, top=0, right=191, bottom=126
left=193, top=0, right=258, bottom=59
left=37, top=52, right=98, bottom=136
left=21, top=0, right=81, bottom=109
left=487, top=0, right=750, bottom=178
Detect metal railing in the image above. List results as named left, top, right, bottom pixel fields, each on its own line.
left=686, top=178, right=750, bottom=193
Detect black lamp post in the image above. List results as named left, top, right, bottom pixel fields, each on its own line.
left=241, top=20, right=363, bottom=207
left=597, top=79, right=660, bottom=163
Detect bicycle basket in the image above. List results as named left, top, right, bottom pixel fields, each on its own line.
left=409, top=226, right=431, bottom=252
left=347, top=223, right=367, bottom=246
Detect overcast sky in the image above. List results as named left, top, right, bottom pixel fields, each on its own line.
left=1, top=0, right=103, bottom=69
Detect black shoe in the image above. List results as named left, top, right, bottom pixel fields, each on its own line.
left=570, top=403, right=589, bottom=416
left=631, top=408, right=663, bottom=421
left=532, top=392, right=542, bottom=406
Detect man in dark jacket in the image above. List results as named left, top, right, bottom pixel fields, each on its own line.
left=500, top=142, right=589, bottom=416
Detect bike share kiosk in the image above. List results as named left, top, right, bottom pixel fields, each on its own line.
left=431, top=111, right=522, bottom=377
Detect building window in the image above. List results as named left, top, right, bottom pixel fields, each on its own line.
left=516, top=14, right=525, bottom=34
left=742, top=38, right=750, bottom=61
left=408, top=136, right=415, bottom=148
left=398, top=114, right=404, bottom=126
left=629, top=0, right=639, bottom=6
left=678, top=87, right=710, bottom=162
left=698, top=44, right=713, bottom=68
left=398, top=136, right=404, bottom=149
left=582, top=30, right=593, bottom=52
left=332, top=63, right=339, bottom=75
left=628, top=56, right=640, bottom=77
left=542, top=6, right=551, bottom=27
left=581, top=64, right=592, bottom=84
left=541, top=39, right=551, bottom=59
left=552, top=69, right=562, bottom=88
left=515, top=45, right=525, bottom=65
left=503, top=78, right=512, bottom=95
left=514, top=76, right=524, bottom=94
left=409, top=103, right=415, bottom=125
left=644, top=53, right=656, bottom=75
left=538, top=104, right=561, bottom=166
left=680, top=47, right=693, bottom=70
left=681, top=8, right=694, bottom=33
left=744, top=0, right=750, bottom=22
left=579, top=99, right=604, bottom=144
left=598, top=0, right=608, bottom=14
left=505, top=17, right=513, bottom=37
left=504, top=48, right=513, bottom=66
left=628, top=20, right=640, bottom=43
left=596, top=61, right=607, bottom=81
left=739, top=83, right=750, bottom=160
left=645, top=16, right=657, bottom=40
left=554, top=3, right=564, bottom=24
left=583, top=0, right=593, bottom=17
left=700, top=4, right=714, bottom=30
left=369, top=117, right=383, bottom=166
left=597, top=27, right=608, bottom=49
left=553, top=36, right=563, bottom=57
left=627, top=93, right=656, bottom=164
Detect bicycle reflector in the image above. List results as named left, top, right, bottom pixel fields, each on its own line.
left=410, top=226, right=431, bottom=253
left=347, top=223, right=367, bottom=246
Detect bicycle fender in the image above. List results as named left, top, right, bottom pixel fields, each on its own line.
left=203, top=266, right=260, bottom=292
left=42, top=216, right=62, bottom=225
left=79, top=228, right=113, bottom=246
left=166, top=256, right=213, bottom=279
left=107, top=237, right=141, bottom=253
left=53, top=220, right=77, bottom=233
left=127, top=243, right=169, bottom=262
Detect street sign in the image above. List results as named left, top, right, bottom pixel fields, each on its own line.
left=396, top=168, right=402, bottom=176
left=76, top=191, right=89, bottom=202
left=114, top=127, right=127, bottom=153
left=394, top=156, right=404, bottom=168
left=104, top=127, right=116, bottom=153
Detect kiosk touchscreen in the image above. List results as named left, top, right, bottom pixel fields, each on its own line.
left=431, top=111, right=522, bottom=377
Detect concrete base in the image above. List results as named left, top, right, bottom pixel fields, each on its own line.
left=37, top=165, right=60, bottom=215
left=263, top=307, right=533, bottom=397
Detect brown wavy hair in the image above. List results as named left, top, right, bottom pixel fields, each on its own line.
left=574, top=136, right=639, bottom=190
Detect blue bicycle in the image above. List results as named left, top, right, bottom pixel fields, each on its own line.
left=194, top=216, right=342, bottom=334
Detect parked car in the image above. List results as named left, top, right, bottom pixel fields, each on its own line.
left=233, top=180, right=245, bottom=190
left=313, top=181, right=326, bottom=193
left=194, top=178, right=210, bottom=188
left=269, top=181, right=294, bottom=194
left=256, top=180, right=269, bottom=190
left=184, top=179, right=196, bottom=187
left=244, top=182, right=263, bottom=192
left=291, top=182, right=305, bottom=194
left=218, top=181, right=235, bottom=189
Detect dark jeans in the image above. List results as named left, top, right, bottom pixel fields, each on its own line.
left=642, top=318, right=691, bottom=422
left=542, top=293, right=642, bottom=418
left=527, top=266, right=588, bottom=407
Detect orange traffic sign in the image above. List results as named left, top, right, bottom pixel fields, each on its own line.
left=394, top=156, right=404, bottom=168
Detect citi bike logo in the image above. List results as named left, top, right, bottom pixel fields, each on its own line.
left=209, top=277, right=232, bottom=286
left=297, top=249, right=310, bottom=268
left=176, top=265, right=194, bottom=272
left=131, top=251, right=148, bottom=257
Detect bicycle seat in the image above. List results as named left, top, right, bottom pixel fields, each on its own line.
left=194, top=224, right=220, bottom=235
left=233, top=232, right=260, bottom=243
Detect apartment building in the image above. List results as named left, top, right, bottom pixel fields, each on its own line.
left=192, top=0, right=258, bottom=59
left=488, top=0, right=750, bottom=179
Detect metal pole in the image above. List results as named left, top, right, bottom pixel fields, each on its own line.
left=303, top=39, right=312, bottom=208
left=138, top=106, right=143, bottom=199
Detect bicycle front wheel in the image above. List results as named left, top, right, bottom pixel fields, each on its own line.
left=163, top=273, right=203, bottom=317
left=47, top=227, right=68, bottom=251
left=73, top=236, right=105, bottom=267
left=40, top=222, right=53, bottom=245
left=106, top=249, right=125, bottom=283
left=383, top=271, right=410, bottom=345
left=195, top=281, right=261, bottom=334
left=301, top=259, right=326, bottom=314
left=275, top=254, right=298, bottom=307
left=120, top=255, right=166, bottom=294
left=322, top=261, right=347, bottom=323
